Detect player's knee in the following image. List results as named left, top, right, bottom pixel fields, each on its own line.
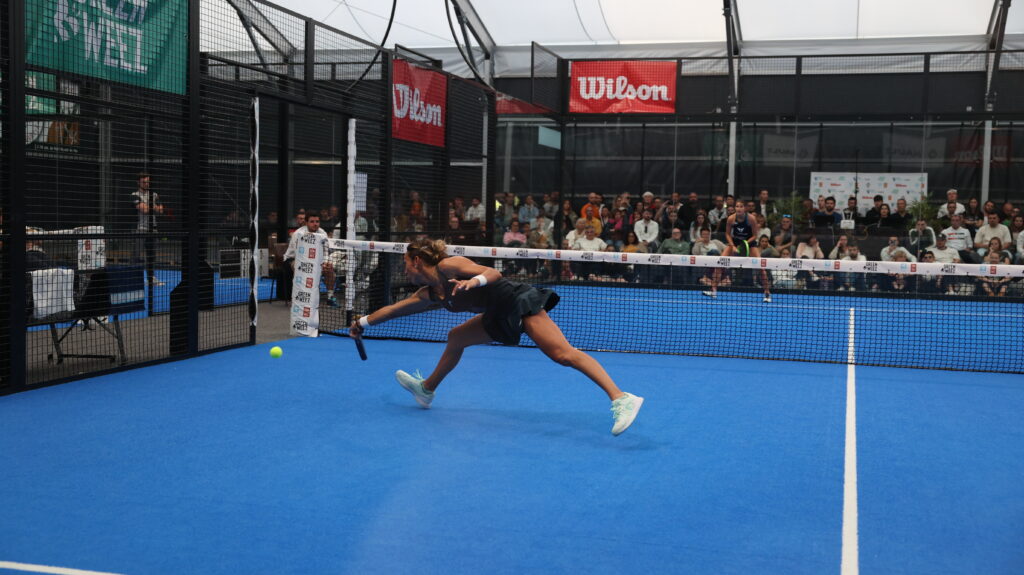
left=549, top=347, right=578, bottom=367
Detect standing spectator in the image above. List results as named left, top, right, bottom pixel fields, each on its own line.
left=909, top=218, right=936, bottom=257
left=634, top=209, right=660, bottom=252
left=880, top=235, right=917, bottom=262
left=839, top=244, right=867, bottom=291
left=795, top=234, right=825, bottom=260
left=863, top=195, right=884, bottom=227
left=707, top=195, right=727, bottom=230
left=518, top=195, right=540, bottom=225
left=132, top=171, right=165, bottom=286
left=756, top=189, right=777, bottom=221
left=558, top=200, right=576, bottom=234
left=542, top=192, right=560, bottom=219
left=773, top=214, right=796, bottom=253
left=973, top=211, right=1011, bottom=257
left=936, top=188, right=965, bottom=218
left=962, top=197, right=983, bottom=232
left=677, top=192, right=701, bottom=229
left=464, top=196, right=485, bottom=223
left=892, top=198, right=914, bottom=231
left=941, top=214, right=979, bottom=263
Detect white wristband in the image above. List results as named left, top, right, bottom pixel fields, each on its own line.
left=358, top=316, right=371, bottom=328
left=473, top=274, right=488, bottom=287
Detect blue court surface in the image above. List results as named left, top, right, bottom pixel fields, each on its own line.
left=1, top=337, right=1022, bottom=574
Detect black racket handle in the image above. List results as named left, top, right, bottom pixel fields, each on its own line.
left=354, top=337, right=367, bottom=361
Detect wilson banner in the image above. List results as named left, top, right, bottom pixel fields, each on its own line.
left=392, top=59, right=447, bottom=147
left=26, top=0, right=188, bottom=95
left=570, top=60, right=677, bottom=114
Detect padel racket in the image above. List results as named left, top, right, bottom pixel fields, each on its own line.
left=354, top=336, right=368, bottom=361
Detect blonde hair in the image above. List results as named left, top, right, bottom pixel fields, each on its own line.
left=406, top=238, right=448, bottom=266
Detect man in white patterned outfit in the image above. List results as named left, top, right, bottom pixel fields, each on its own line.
left=284, top=213, right=338, bottom=307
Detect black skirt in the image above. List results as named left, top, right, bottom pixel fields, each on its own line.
left=481, top=280, right=560, bottom=345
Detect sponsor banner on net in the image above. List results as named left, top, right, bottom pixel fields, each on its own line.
left=325, top=240, right=1024, bottom=277
left=291, top=236, right=325, bottom=337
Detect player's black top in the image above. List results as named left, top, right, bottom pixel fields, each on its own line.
left=731, top=214, right=754, bottom=242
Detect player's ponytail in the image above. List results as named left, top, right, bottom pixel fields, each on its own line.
left=406, top=238, right=449, bottom=266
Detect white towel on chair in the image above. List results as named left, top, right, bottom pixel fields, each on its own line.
left=30, top=268, right=76, bottom=319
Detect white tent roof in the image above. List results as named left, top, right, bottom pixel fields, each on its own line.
left=241, top=0, right=1024, bottom=76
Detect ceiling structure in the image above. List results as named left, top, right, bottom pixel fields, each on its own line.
left=240, top=0, right=1024, bottom=77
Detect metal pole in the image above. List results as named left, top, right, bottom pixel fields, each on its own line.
left=4, top=0, right=28, bottom=391
left=981, top=120, right=993, bottom=204
left=728, top=122, right=738, bottom=199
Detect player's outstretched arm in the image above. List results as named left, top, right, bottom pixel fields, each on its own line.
left=441, top=256, right=502, bottom=294
left=349, top=287, right=437, bottom=337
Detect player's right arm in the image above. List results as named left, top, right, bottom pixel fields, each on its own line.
left=349, top=287, right=438, bottom=337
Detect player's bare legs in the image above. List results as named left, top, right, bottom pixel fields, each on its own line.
left=523, top=310, right=624, bottom=401
left=422, top=315, right=493, bottom=392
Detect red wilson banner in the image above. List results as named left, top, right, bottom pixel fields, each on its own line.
left=570, top=60, right=677, bottom=114
left=392, top=59, right=447, bottom=147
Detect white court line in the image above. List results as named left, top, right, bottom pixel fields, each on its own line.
left=0, top=561, right=123, bottom=575
left=841, top=308, right=860, bottom=575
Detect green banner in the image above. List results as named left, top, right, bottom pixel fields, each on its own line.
left=26, top=0, right=187, bottom=95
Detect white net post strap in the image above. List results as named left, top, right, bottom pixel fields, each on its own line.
left=345, top=118, right=357, bottom=312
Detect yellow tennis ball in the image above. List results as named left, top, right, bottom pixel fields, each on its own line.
left=269, top=346, right=283, bottom=358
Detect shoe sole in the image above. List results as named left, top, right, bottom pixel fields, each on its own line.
left=612, top=395, right=644, bottom=436
left=395, top=371, right=432, bottom=409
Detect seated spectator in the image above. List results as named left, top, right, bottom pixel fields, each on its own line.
left=892, top=199, right=914, bottom=231
left=798, top=198, right=816, bottom=230
left=976, top=248, right=1012, bottom=297
left=796, top=234, right=825, bottom=260
left=757, top=235, right=779, bottom=258
left=936, top=188, right=965, bottom=219
left=755, top=213, right=771, bottom=240
left=634, top=209, right=660, bottom=252
left=862, top=195, right=884, bottom=227
left=1017, top=217, right=1024, bottom=264
left=974, top=211, right=1011, bottom=257
left=937, top=200, right=959, bottom=230
left=622, top=231, right=647, bottom=254
left=927, top=233, right=960, bottom=263
left=839, top=244, right=867, bottom=291
left=691, top=227, right=725, bottom=256
left=773, top=214, right=796, bottom=252
left=773, top=247, right=798, bottom=289
left=909, top=219, right=936, bottom=257
left=880, top=236, right=917, bottom=262
left=882, top=251, right=912, bottom=293
left=572, top=225, right=611, bottom=280
left=865, top=203, right=900, bottom=235
left=502, top=220, right=526, bottom=247
left=444, top=215, right=472, bottom=245
left=657, top=227, right=692, bottom=285
left=529, top=215, right=553, bottom=249
left=915, top=251, right=945, bottom=294
left=688, top=211, right=708, bottom=244
left=518, top=195, right=540, bottom=224
left=1008, top=214, right=1024, bottom=248
left=813, top=196, right=843, bottom=228
left=828, top=234, right=852, bottom=260
left=564, top=218, right=587, bottom=248
left=940, top=214, right=979, bottom=263
left=963, top=197, right=983, bottom=233
left=985, top=237, right=1012, bottom=262
left=558, top=200, right=576, bottom=234
left=464, top=197, right=485, bottom=222
left=1002, top=201, right=1016, bottom=226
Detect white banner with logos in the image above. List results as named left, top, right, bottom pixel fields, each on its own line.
left=327, top=239, right=1024, bottom=278
left=290, top=233, right=327, bottom=337
left=810, top=172, right=927, bottom=214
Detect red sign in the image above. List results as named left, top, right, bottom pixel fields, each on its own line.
left=570, top=61, right=677, bottom=114
left=392, top=59, right=447, bottom=147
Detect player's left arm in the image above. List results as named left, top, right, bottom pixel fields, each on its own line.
left=441, top=256, right=502, bottom=294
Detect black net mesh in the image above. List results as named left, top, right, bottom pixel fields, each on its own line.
left=531, top=42, right=560, bottom=113
left=324, top=240, right=1024, bottom=374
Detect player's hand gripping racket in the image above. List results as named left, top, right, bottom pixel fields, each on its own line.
left=350, top=316, right=368, bottom=361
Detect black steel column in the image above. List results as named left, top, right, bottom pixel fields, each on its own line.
left=4, top=0, right=28, bottom=391
left=276, top=99, right=290, bottom=242
left=185, top=0, right=201, bottom=355
left=381, top=52, right=394, bottom=304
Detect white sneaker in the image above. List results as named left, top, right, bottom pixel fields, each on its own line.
left=763, top=293, right=772, bottom=303
left=610, top=393, right=644, bottom=436
left=702, top=290, right=717, bottom=299
left=395, top=369, right=434, bottom=408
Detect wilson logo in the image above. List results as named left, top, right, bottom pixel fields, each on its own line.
left=576, top=76, right=670, bottom=102
left=392, top=84, right=443, bottom=127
